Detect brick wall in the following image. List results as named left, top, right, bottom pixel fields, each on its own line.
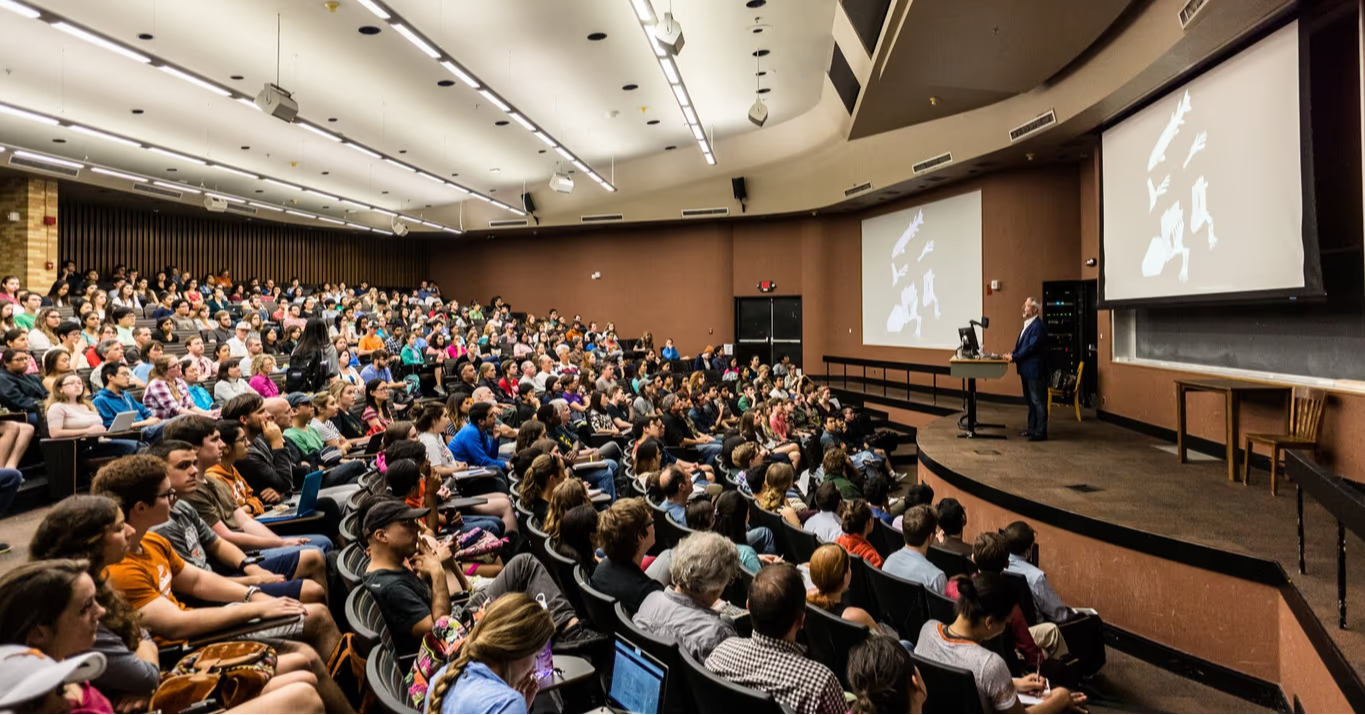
left=0, top=176, right=59, bottom=293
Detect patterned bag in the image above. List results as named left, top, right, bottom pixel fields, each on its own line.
left=404, top=606, right=477, bottom=710
left=151, top=641, right=277, bottom=713
left=452, top=527, right=506, bottom=564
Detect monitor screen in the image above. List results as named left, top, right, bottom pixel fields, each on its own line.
left=608, top=638, right=666, bottom=714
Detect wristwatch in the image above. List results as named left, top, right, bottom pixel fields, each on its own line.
left=243, top=586, right=260, bottom=602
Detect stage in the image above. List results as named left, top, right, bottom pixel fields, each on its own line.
left=871, top=389, right=1364, bottom=712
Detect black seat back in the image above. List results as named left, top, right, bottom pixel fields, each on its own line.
left=802, top=604, right=869, bottom=690
left=365, top=644, right=418, bottom=714
left=650, top=503, right=686, bottom=552
left=337, top=542, right=369, bottom=592
left=927, top=545, right=976, bottom=579
left=677, top=642, right=785, bottom=714
left=721, top=564, right=755, bottom=609
left=779, top=521, right=820, bottom=564
left=543, top=540, right=589, bottom=616
left=911, top=653, right=987, bottom=713
left=525, top=516, right=550, bottom=566
left=749, top=507, right=790, bottom=558
left=1000, top=571, right=1039, bottom=626
left=864, top=565, right=930, bottom=640
left=845, top=555, right=873, bottom=611
left=613, top=602, right=692, bottom=713
left=870, top=518, right=902, bottom=560
left=345, top=587, right=382, bottom=654
left=925, top=583, right=958, bottom=624
left=573, top=566, right=620, bottom=636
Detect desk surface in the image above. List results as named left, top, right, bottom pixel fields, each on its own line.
left=950, top=358, right=1009, bottom=364
left=1176, top=378, right=1292, bottom=392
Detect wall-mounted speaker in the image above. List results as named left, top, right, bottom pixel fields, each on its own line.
left=731, top=177, right=747, bottom=202
left=521, top=192, right=537, bottom=214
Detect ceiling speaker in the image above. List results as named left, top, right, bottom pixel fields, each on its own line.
left=521, top=192, right=537, bottom=214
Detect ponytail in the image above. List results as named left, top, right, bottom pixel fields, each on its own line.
left=954, top=571, right=1016, bottom=625
left=847, top=635, right=913, bottom=714
left=425, top=593, right=555, bottom=713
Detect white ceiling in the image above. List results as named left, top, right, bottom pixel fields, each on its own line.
left=0, top=0, right=834, bottom=220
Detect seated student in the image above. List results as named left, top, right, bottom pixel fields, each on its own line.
left=361, top=499, right=595, bottom=659
left=949, top=534, right=1068, bottom=669
left=634, top=532, right=741, bottom=661
left=590, top=497, right=662, bottom=613
left=83, top=459, right=353, bottom=713
left=705, top=563, right=845, bottom=714
left=655, top=464, right=691, bottom=525
left=279, top=393, right=366, bottom=488
left=936, top=498, right=973, bottom=558
left=143, top=357, right=217, bottom=420
left=757, top=462, right=806, bottom=528
left=847, top=635, right=928, bottom=715
left=383, top=458, right=504, bottom=578
left=420, top=593, right=556, bottom=715
left=0, top=636, right=122, bottom=715
left=448, top=401, right=509, bottom=471
left=215, top=358, right=252, bottom=402
left=819, top=445, right=866, bottom=501
left=0, top=347, right=46, bottom=415
left=915, top=572, right=1087, bottom=714
left=219, top=392, right=297, bottom=498
left=659, top=393, right=722, bottom=466
left=1003, top=521, right=1083, bottom=624
left=837, top=499, right=884, bottom=568
left=806, top=543, right=880, bottom=630
left=165, top=415, right=332, bottom=555
left=91, top=363, right=160, bottom=434
left=863, top=474, right=896, bottom=525
left=518, top=453, right=567, bottom=525
left=883, top=505, right=947, bottom=594
left=803, top=480, right=845, bottom=543
left=714, top=490, right=781, bottom=573
left=543, top=478, right=590, bottom=541
left=327, top=381, right=369, bottom=442
left=385, top=439, right=512, bottom=537
left=892, top=482, right=936, bottom=532
left=552, top=503, right=599, bottom=571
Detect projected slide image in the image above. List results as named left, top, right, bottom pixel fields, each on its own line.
left=1138, top=90, right=1217, bottom=285
left=862, top=191, right=982, bottom=350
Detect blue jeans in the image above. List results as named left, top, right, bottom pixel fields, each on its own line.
left=459, top=514, right=504, bottom=538
left=747, top=526, right=776, bottom=555
left=695, top=441, right=722, bottom=468
left=578, top=459, right=618, bottom=501
left=1022, top=376, right=1048, bottom=437
left=0, top=468, right=22, bottom=517
left=259, top=533, right=333, bottom=559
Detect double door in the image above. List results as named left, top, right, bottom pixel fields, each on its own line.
left=734, top=296, right=802, bottom=368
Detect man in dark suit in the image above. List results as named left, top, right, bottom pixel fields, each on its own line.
left=1005, top=297, right=1048, bottom=441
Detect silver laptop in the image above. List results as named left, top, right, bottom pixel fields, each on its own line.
left=108, top=411, right=138, bottom=433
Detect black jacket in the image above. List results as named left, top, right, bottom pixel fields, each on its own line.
left=0, top=370, right=47, bottom=412
left=237, top=434, right=297, bottom=494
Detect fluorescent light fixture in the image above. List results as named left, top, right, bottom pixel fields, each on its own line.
left=660, top=58, right=679, bottom=84
left=391, top=23, right=440, bottom=59
left=248, top=202, right=283, bottom=211
left=418, top=172, right=445, bottom=184
left=317, top=216, right=345, bottom=225
left=672, top=84, right=690, bottom=107
left=205, top=193, right=245, bottom=204
left=443, top=227, right=462, bottom=234
left=600, top=181, right=618, bottom=192
left=472, top=194, right=493, bottom=204
left=356, top=0, right=390, bottom=20
left=91, top=167, right=147, bottom=182
left=341, top=199, right=370, bottom=209
left=155, top=181, right=198, bottom=193
left=212, top=165, right=258, bottom=180
left=69, top=125, right=140, bottom=147
left=372, top=228, right=394, bottom=236
left=0, top=0, right=40, bottom=19
left=421, top=221, right=442, bottom=228
left=52, top=22, right=151, bottom=63
left=296, top=122, right=341, bottom=142
left=697, top=138, right=710, bottom=152
left=446, top=184, right=469, bottom=195
left=571, top=160, right=589, bottom=173
left=236, top=98, right=262, bottom=111
left=478, top=89, right=510, bottom=112
left=630, top=0, right=653, bottom=22
left=305, top=189, right=339, bottom=201
left=439, top=61, right=480, bottom=89
left=147, top=147, right=206, bottom=165
left=555, top=147, right=574, bottom=161
left=690, top=124, right=704, bottom=140
left=384, top=158, right=416, bottom=172
left=507, top=113, right=535, bottom=131
left=345, top=143, right=380, bottom=159
left=682, top=106, right=697, bottom=124
left=704, top=152, right=715, bottom=165
left=264, top=178, right=301, bottom=191
left=650, top=35, right=667, bottom=58
left=158, top=66, right=231, bottom=97
left=285, top=209, right=314, bottom=218
left=372, top=208, right=398, bottom=217
left=345, top=222, right=371, bottom=231
left=0, top=104, right=58, bottom=125
left=531, top=132, right=556, bottom=148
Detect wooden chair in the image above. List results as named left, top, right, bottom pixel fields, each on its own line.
left=1047, top=361, right=1085, bottom=422
left=1241, top=387, right=1327, bottom=495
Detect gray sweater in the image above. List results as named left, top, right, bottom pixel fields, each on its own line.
left=92, top=625, right=160, bottom=698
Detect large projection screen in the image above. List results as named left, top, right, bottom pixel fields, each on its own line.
left=1100, top=21, right=1321, bottom=306
left=861, top=190, right=983, bottom=350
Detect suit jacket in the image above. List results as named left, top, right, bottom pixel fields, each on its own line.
left=1012, top=318, right=1048, bottom=380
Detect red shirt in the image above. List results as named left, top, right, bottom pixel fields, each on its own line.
left=945, top=576, right=1044, bottom=668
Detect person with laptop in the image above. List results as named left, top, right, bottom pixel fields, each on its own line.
left=91, top=364, right=161, bottom=435
left=633, top=532, right=741, bottom=661
left=419, top=593, right=555, bottom=714
left=220, top=392, right=300, bottom=497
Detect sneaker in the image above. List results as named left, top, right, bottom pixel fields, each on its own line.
left=553, top=622, right=611, bottom=655
left=434, top=384, right=448, bottom=396
left=0, top=543, right=10, bottom=555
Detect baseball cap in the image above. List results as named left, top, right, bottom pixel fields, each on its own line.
left=235, top=321, right=251, bottom=330
left=284, top=392, right=312, bottom=408
left=0, top=646, right=106, bottom=709
left=363, top=500, right=429, bottom=539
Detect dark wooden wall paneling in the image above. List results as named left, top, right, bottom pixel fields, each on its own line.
left=58, top=200, right=426, bottom=286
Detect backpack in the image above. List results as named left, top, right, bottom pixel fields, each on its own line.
left=284, top=349, right=327, bottom=393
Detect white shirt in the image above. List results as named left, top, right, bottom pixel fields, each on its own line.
left=803, top=510, right=844, bottom=544
left=1020, top=315, right=1038, bottom=338
left=227, top=336, right=249, bottom=357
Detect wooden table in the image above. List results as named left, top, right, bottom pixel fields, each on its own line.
left=1175, top=378, right=1292, bottom=482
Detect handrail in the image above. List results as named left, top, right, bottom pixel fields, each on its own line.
left=822, top=354, right=953, bottom=405
left=1286, top=450, right=1365, bottom=629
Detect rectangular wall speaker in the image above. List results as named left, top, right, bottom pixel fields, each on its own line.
left=731, top=177, right=747, bottom=202
left=521, top=192, right=537, bottom=214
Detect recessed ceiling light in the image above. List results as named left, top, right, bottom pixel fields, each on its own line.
left=230, top=75, right=244, bottom=80
left=450, top=173, right=459, bottom=177
left=327, top=117, right=338, bottom=123
left=647, top=119, right=660, bottom=125
left=240, top=145, right=250, bottom=150
left=381, top=191, right=389, bottom=195
left=437, top=79, right=455, bottom=87
left=131, top=109, right=144, bottom=114
left=755, top=71, right=768, bottom=77
left=752, top=49, right=769, bottom=57
left=757, top=87, right=771, bottom=94
left=746, top=0, right=767, bottom=7
left=358, top=26, right=381, bottom=35
left=321, top=171, right=330, bottom=175
left=398, top=149, right=407, bottom=154
left=138, top=33, right=153, bottom=40
left=665, top=145, right=676, bottom=150
left=622, top=84, right=638, bottom=91
left=587, top=32, right=607, bottom=41
left=495, top=120, right=509, bottom=126
left=537, top=150, right=546, bottom=154
left=752, top=28, right=764, bottom=34
left=165, top=168, right=177, bottom=172
left=51, top=138, right=66, bottom=143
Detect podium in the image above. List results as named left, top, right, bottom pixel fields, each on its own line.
left=950, top=358, right=1008, bottom=439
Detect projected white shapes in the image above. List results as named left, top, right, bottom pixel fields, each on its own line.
left=918, top=240, right=935, bottom=262
left=1147, top=175, right=1170, bottom=212
left=922, top=269, right=941, bottom=319
left=1143, top=201, right=1190, bottom=282
left=884, top=209, right=943, bottom=338
left=1147, top=91, right=1192, bottom=172
left=891, top=263, right=909, bottom=286
left=1191, top=176, right=1217, bottom=249
left=887, top=283, right=923, bottom=337
left=1183, top=131, right=1207, bottom=169
left=891, top=210, right=924, bottom=258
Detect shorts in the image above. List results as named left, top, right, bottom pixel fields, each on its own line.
left=237, top=550, right=305, bottom=599
left=224, top=602, right=305, bottom=640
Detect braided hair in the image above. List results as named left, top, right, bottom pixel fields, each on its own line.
left=424, top=592, right=555, bottom=713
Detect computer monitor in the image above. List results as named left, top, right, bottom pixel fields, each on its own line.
left=606, top=636, right=667, bottom=714
left=958, top=326, right=981, bottom=357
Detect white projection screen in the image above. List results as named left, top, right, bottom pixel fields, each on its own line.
left=1100, top=20, right=1322, bottom=306
left=861, top=190, right=983, bottom=349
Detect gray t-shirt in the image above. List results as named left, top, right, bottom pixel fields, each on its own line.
left=914, top=620, right=1015, bottom=712
left=633, top=588, right=736, bottom=662
left=149, top=500, right=220, bottom=570
left=632, top=396, right=653, bottom=419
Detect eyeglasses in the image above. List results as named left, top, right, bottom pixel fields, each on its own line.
left=156, top=487, right=178, bottom=504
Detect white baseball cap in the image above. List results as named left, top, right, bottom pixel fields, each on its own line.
left=0, top=646, right=106, bottom=709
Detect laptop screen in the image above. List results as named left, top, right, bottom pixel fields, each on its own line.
left=609, top=637, right=666, bottom=714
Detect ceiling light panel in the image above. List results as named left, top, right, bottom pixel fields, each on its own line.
left=51, top=21, right=150, bottom=63
left=627, top=0, right=714, bottom=166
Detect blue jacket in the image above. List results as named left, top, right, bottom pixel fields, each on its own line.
left=447, top=424, right=507, bottom=469
left=93, top=388, right=152, bottom=428
left=661, top=346, right=679, bottom=361
left=1012, top=318, right=1048, bottom=380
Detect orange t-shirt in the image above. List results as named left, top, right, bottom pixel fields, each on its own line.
left=359, top=335, right=384, bottom=353
left=206, top=463, right=265, bottom=516
left=405, top=480, right=426, bottom=509
left=837, top=533, right=884, bottom=569
left=106, top=532, right=188, bottom=611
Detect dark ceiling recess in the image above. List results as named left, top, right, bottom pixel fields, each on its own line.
left=746, top=0, right=767, bottom=7
left=751, top=49, right=770, bottom=57
left=622, top=83, right=638, bottom=91
left=230, top=75, right=244, bottom=80
left=437, top=79, right=455, bottom=86
left=665, top=145, right=677, bottom=150
left=131, top=109, right=144, bottom=114
left=138, top=33, right=153, bottom=40
left=841, top=0, right=893, bottom=56
left=828, top=43, right=860, bottom=114
left=587, top=32, right=607, bottom=41
left=359, top=26, right=381, bottom=35
left=757, top=87, right=771, bottom=94
left=647, top=119, right=660, bottom=125
left=495, top=120, right=510, bottom=126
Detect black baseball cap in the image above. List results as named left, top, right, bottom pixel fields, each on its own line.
left=363, top=499, right=429, bottom=539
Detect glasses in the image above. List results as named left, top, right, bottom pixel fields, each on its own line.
left=156, top=487, right=178, bottom=504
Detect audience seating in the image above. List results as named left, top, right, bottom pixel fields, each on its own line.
left=845, top=555, right=873, bottom=611
left=525, top=516, right=552, bottom=567
left=863, top=563, right=931, bottom=641
left=542, top=540, right=590, bottom=617
left=676, top=645, right=786, bottom=715
left=1000, top=571, right=1040, bottom=625
left=345, top=586, right=383, bottom=655
left=650, top=506, right=686, bottom=552
left=927, top=545, right=975, bottom=579
left=337, top=542, right=369, bottom=593
left=573, top=566, right=620, bottom=636
left=748, top=507, right=791, bottom=560
left=801, top=603, right=869, bottom=691
left=924, top=584, right=957, bottom=623
left=870, top=518, right=902, bottom=561
left=613, top=602, right=693, bottom=713
left=366, top=644, right=419, bottom=714
left=911, top=653, right=987, bottom=713
left=778, top=521, right=820, bottom=564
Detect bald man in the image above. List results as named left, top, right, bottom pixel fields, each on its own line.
left=1004, top=297, right=1048, bottom=442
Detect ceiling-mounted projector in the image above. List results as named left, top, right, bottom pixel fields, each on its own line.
left=653, top=12, right=685, bottom=56
left=391, top=216, right=410, bottom=236
left=204, top=195, right=229, bottom=212
left=255, top=83, right=299, bottom=122
left=748, top=100, right=769, bottom=127
left=549, top=173, right=575, bottom=194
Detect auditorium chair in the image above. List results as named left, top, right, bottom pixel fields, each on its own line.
left=345, top=587, right=383, bottom=655
left=525, top=516, right=551, bottom=566
left=779, top=520, right=820, bottom=564
left=677, top=646, right=785, bottom=714
left=748, top=507, right=792, bottom=560
left=1241, top=385, right=1327, bottom=495
left=845, top=555, right=873, bottom=611
left=337, top=510, right=360, bottom=547
left=721, top=565, right=755, bottom=611
left=870, top=518, right=902, bottom=561
left=365, top=644, right=418, bottom=714
left=802, top=603, right=870, bottom=690
left=337, top=542, right=369, bottom=593
left=573, top=566, right=621, bottom=635
left=1000, top=572, right=1040, bottom=625
left=911, top=653, right=988, bottom=713
left=648, top=503, right=685, bottom=552
left=543, top=540, right=590, bottom=617
left=924, top=585, right=957, bottom=624
left=863, top=564, right=931, bottom=641
left=613, top=602, right=693, bottom=713
left=927, top=545, right=976, bottom=579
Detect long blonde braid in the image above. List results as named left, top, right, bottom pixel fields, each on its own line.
left=425, top=592, right=556, bottom=713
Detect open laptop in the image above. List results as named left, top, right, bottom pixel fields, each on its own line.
left=258, top=470, right=323, bottom=523
left=588, top=636, right=667, bottom=714
left=107, top=411, right=138, bottom=433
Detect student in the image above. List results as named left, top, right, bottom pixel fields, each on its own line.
left=948, top=533, right=1068, bottom=669
left=883, top=505, right=947, bottom=594
left=915, top=573, right=1087, bottom=714
left=847, top=636, right=928, bottom=714
left=1003, top=521, right=1082, bottom=624
left=590, top=498, right=661, bottom=613
left=936, top=498, right=973, bottom=557
left=837, top=499, right=883, bottom=568
left=633, top=532, right=740, bottom=662
left=90, top=364, right=160, bottom=434
left=803, top=480, right=845, bottom=544
left=806, top=544, right=879, bottom=630
left=421, top=593, right=555, bottom=714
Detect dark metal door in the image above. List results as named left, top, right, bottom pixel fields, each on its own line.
left=734, top=296, right=802, bottom=367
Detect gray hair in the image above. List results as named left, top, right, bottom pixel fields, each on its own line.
left=550, top=398, right=569, bottom=414
left=95, top=338, right=121, bottom=358
left=472, top=386, right=494, bottom=403
left=659, top=393, right=678, bottom=413
left=670, top=531, right=739, bottom=595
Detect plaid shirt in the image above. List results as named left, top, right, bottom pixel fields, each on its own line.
left=704, top=632, right=844, bottom=714
left=384, top=335, right=404, bottom=355
left=143, top=377, right=196, bottom=419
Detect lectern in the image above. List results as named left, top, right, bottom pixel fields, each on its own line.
left=950, top=358, right=1008, bottom=439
